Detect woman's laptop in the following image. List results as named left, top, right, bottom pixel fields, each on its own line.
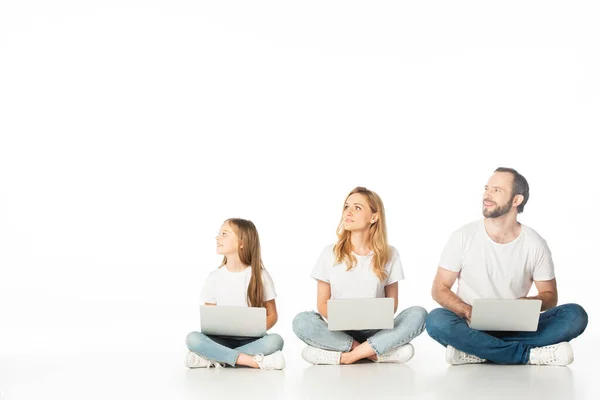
left=200, top=306, right=266, bottom=338
left=327, top=298, right=394, bottom=331
left=469, top=299, right=542, bottom=331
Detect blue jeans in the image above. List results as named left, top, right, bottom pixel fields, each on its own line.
left=292, top=306, right=428, bottom=355
left=426, top=303, right=588, bottom=364
left=186, top=332, right=284, bottom=367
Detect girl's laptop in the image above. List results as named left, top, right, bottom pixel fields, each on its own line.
left=327, top=298, right=394, bottom=331
left=200, top=306, right=266, bottom=338
left=469, top=299, right=542, bottom=331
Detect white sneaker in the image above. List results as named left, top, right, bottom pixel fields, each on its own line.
left=528, top=342, right=573, bottom=366
left=185, top=351, right=224, bottom=369
left=253, top=351, right=286, bottom=370
left=446, top=345, right=486, bottom=365
left=301, top=346, right=342, bottom=365
left=374, top=343, right=415, bottom=363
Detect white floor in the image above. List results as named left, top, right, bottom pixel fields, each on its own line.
left=1, top=306, right=597, bottom=400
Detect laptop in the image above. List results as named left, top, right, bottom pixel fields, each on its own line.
left=327, top=298, right=394, bottom=331
left=200, top=305, right=266, bottom=338
left=469, top=299, right=542, bottom=331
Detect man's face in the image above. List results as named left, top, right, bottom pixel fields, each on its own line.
left=482, top=172, right=515, bottom=218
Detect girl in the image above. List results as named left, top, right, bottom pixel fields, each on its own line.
left=185, top=218, right=285, bottom=370
left=292, top=187, right=428, bottom=365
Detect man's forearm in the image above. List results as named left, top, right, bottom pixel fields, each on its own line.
left=522, top=291, right=557, bottom=311
left=433, top=287, right=472, bottom=319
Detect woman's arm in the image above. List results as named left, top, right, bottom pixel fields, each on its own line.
left=384, top=282, right=399, bottom=313
left=317, top=280, right=331, bottom=318
left=265, top=299, right=278, bottom=330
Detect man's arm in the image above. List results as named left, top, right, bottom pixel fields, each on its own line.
left=431, top=267, right=472, bottom=320
left=521, top=278, right=558, bottom=311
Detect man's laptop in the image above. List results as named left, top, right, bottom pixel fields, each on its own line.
left=469, top=299, right=542, bottom=331
left=327, top=298, right=394, bottom=331
left=200, top=305, right=266, bottom=338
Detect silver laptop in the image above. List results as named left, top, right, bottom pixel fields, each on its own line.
left=470, top=299, right=542, bottom=331
left=200, top=306, right=266, bottom=338
left=327, top=298, right=394, bottom=331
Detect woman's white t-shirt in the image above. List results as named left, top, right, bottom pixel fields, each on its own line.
left=200, top=266, right=277, bottom=306
left=311, top=244, right=405, bottom=299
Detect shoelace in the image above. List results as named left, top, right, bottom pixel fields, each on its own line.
left=459, top=353, right=484, bottom=363
left=206, top=361, right=223, bottom=369
left=318, top=350, right=341, bottom=364
left=532, top=346, right=557, bottom=364
left=253, top=353, right=274, bottom=370
left=189, top=352, right=223, bottom=369
left=377, top=350, right=394, bottom=362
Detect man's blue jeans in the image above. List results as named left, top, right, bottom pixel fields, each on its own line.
left=426, top=303, right=588, bottom=364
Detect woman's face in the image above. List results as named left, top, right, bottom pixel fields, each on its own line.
left=342, top=193, right=376, bottom=232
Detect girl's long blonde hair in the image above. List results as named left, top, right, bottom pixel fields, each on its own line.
left=219, top=218, right=265, bottom=308
left=333, top=187, right=390, bottom=282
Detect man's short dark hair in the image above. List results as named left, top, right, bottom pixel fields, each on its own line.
left=494, top=167, right=529, bottom=213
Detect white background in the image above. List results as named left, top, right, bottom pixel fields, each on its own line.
left=1, top=1, right=598, bottom=399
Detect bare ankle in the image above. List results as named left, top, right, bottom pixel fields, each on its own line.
left=340, top=352, right=355, bottom=365
left=236, top=353, right=259, bottom=368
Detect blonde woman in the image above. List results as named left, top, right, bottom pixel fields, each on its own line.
left=293, top=187, right=427, bottom=365
left=185, top=218, right=285, bottom=370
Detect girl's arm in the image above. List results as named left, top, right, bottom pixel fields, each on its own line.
left=317, top=280, right=331, bottom=318
left=265, top=299, right=278, bottom=330
left=384, top=282, right=399, bottom=313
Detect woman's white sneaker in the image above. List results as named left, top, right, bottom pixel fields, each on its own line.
left=253, top=351, right=286, bottom=370
left=374, top=343, right=415, bottom=363
left=528, top=342, right=573, bottom=366
left=301, top=346, right=342, bottom=365
left=185, top=351, right=224, bottom=368
left=446, top=345, right=486, bottom=365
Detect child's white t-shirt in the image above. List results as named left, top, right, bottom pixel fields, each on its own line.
left=200, top=266, right=277, bottom=306
left=439, top=219, right=555, bottom=306
left=311, top=244, right=405, bottom=299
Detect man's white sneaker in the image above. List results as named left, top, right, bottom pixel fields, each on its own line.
left=446, top=345, right=486, bottom=365
left=253, top=351, right=286, bottom=370
left=374, top=343, right=415, bottom=363
left=185, top=351, right=224, bottom=368
left=528, top=342, right=573, bottom=366
left=301, top=346, right=342, bottom=365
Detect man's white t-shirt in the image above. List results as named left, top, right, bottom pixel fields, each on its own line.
left=311, top=244, right=405, bottom=299
left=439, top=219, right=555, bottom=305
left=200, top=266, right=277, bottom=306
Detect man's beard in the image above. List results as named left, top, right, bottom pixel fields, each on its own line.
left=483, top=198, right=513, bottom=218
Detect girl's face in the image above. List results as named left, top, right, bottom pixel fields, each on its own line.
left=216, top=222, right=240, bottom=256
left=342, top=193, right=376, bottom=232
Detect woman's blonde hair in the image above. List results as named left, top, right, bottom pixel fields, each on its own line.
left=333, top=187, right=390, bottom=282
left=219, top=218, right=265, bottom=308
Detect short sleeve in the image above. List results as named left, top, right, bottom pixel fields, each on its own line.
left=311, top=245, right=334, bottom=282
left=200, top=272, right=217, bottom=304
left=385, top=247, right=405, bottom=285
left=533, top=240, right=555, bottom=281
left=261, top=269, right=277, bottom=301
left=439, top=230, right=464, bottom=273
